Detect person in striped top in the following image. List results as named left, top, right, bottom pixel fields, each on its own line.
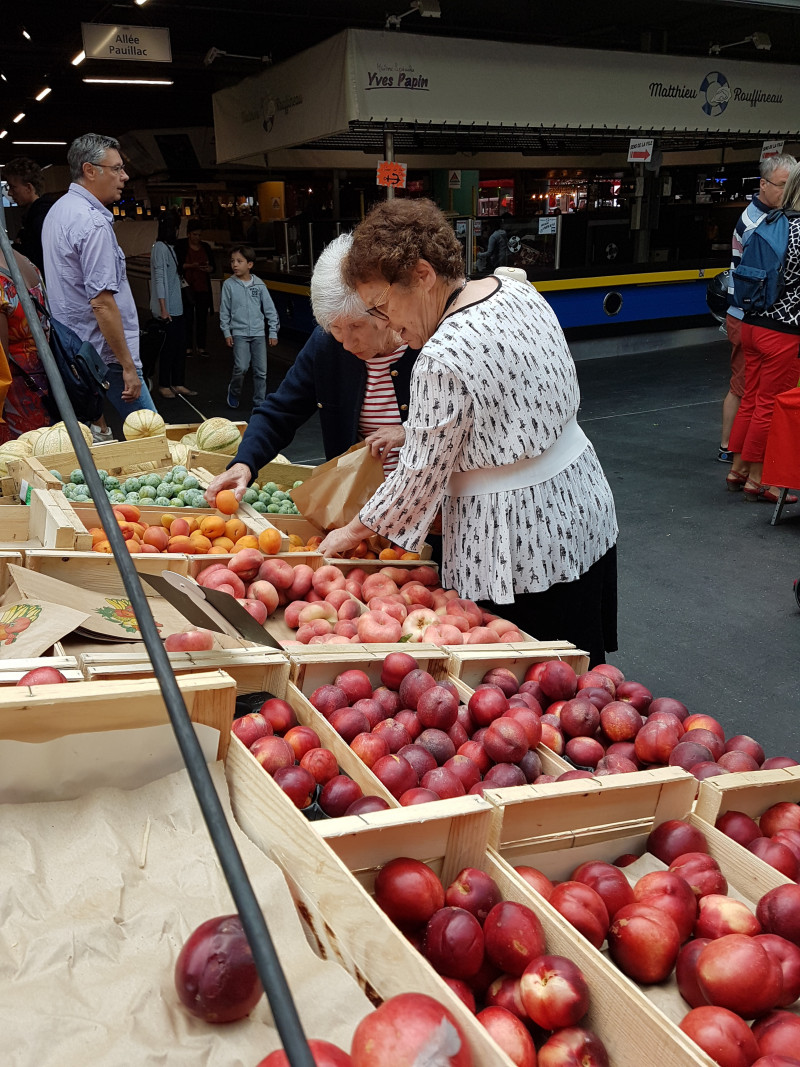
left=204, top=233, right=422, bottom=504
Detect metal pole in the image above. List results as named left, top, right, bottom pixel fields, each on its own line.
left=555, top=216, right=563, bottom=271
left=0, top=203, right=315, bottom=1067
left=384, top=129, right=395, bottom=201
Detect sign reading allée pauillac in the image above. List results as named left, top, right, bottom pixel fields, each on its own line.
left=82, top=23, right=172, bottom=63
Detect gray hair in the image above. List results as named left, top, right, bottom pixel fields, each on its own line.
left=68, top=133, right=121, bottom=181
left=761, top=153, right=796, bottom=180
left=309, top=232, right=367, bottom=332
left=782, top=163, right=800, bottom=211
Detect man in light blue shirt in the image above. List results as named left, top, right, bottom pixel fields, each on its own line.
left=42, top=132, right=156, bottom=441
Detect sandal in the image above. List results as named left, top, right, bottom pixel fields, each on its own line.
left=726, top=470, right=748, bottom=492
left=172, top=386, right=199, bottom=397
left=743, top=481, right=799, bottom=504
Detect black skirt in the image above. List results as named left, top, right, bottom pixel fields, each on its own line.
left=479, top=544, right=618, bottom=668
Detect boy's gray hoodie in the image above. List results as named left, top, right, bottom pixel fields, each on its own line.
left=219, top=275, right=279, bottom=339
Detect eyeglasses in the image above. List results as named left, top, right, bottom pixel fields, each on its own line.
left=94, top=162, right=127, bottom=175
left=365, top=281, right=392, bottom=321
left=763, top=177, right=787, bottom=189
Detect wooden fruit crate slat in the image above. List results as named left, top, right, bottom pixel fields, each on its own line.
left=694, top=765, right=800, bottom=824
left=79, top=649, right=289, bottom=697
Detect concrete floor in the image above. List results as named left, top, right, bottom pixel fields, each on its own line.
left=139, top=326, right=800, bottom=763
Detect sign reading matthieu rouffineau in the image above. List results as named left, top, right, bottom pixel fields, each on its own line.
left=82, top=23, right=172, bottom=63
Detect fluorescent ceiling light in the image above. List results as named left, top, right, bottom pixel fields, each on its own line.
left=13, top=112, right=25, bottom=123
left=21, top=28, right=31, bottom=41
left=0, top=73, right=7, bottom=82
left=82, top=77, right=173, bottom=85
left=135, top=0, right=150, bottom=5
left=0, top=130, right=8, bottom=140
left=13, top=140, right=67, bottom=145
left=35, top=87, right=51, bottom=101
left=71, top=50, right=86, bottom=66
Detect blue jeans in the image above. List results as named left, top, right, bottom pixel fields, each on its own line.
left=103, top=362, right=157, bottom=418
left=230, top=335, right=267, bottom=405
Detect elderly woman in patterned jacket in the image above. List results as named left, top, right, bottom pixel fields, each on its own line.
left=318, top=199, right=619, bottom=665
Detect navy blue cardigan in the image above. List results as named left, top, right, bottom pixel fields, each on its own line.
left=233, top=326, right=420, bottom=478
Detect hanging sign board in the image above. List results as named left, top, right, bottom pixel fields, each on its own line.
left=538, top=217, right=558, bottom=235
left=760, top=139, right=785, bottom=161
left=448, top=170, right=462, bottom=189
left=376, top=161, right=407, bottom=188
left=82, top=23, right=172, bottom=63
left=627, top=138, right=654, bottom=163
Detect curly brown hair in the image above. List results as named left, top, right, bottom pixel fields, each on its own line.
left=4, top=157, right=44, bottom=196
left=343, top=198, right=464, bottom=288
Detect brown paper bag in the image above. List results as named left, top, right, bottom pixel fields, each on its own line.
left=289, top=442, right=384, bottom=532
left=0, top=593, right=90, bottom=659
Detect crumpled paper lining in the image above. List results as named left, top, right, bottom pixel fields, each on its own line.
left=0, top=762, right=372, bottom=1066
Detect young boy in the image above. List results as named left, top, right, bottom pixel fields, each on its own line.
left=219, top=245, right=279, bottom=409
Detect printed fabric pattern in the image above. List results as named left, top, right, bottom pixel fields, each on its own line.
left=359, top=280, right=618, bottom=603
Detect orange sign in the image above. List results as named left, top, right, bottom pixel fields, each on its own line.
left=376, top=161, right=407, bottom=188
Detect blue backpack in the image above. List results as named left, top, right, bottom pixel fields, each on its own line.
left=732, top=208, right=800, bottom=314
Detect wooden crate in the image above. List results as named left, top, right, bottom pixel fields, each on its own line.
left=11, top=434, right=174, bottom=488
left=0, top=669, right=236, bottom=761
left=447, top=644, right=590, bottom=684
left=80, top=647, right=290, bottom=699
left=0, top=656, right=83, bottom=684
left=226, top=752, right=713, bottom=1067
left=0, top=488, right=92, bottom=551
left=288, top=644, right=450, bottom=691
left=24, top=549, right=193, bottom=595
left=0, top=551, right=24, bottom=595
left=694, top=765, right=800, bottom=826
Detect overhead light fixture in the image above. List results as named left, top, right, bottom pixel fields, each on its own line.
left=35, top=87, right=52, bottom=101
left=21, top=27, right=31, bottom=41
left=135, top=0, right=150, bottom=5
left=13, top=140, right=67, bottom=145
left=0, top=72, right=7, bottom=82
left=386, top=0, right=441, bottom=30
left=71, top=50, right=86, bottom=66
left=82, top=77, right=174, bottom=85
left=709, top=31, right=771, bottom=54
left=0, top=130, right=7, bottom=140
left=13, top=112, right=25, bottom=123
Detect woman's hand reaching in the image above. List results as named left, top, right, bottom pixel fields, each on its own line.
left=364, top=424, right=405, bottom=464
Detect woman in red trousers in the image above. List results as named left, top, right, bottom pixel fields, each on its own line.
left=728, top=163, right=800, bottom=503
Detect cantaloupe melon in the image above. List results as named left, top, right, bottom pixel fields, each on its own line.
left=180, top=433, right=197, bottom=449
left=33, top=422, right=93, bottom=456
left=0, top=439, right=33, bottom=477
left=169, top=441, right=190, bottom=466
left=16, top=428, right=45, bottom=450
left=123, top=409, right=166, bottom=440
left=195, top=417, right=242, bottom=455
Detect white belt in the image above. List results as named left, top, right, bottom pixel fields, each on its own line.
left=447, top=416, right=589, bottom=497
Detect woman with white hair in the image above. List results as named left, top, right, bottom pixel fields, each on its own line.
left=204, top=233, right=421, bottom=502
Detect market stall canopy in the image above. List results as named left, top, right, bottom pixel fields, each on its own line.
left=213, top=29, right=800, bottom=164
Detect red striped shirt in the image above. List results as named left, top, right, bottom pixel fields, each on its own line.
left=359, top=345, right=406, bottom=475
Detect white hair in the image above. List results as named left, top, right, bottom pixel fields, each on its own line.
left=310, top=232, right=367, bottom=331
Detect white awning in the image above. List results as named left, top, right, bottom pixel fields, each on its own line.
left=213, top=29, right=800, bottom=163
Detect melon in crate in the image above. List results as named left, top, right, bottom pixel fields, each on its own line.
left=0, top=439, right=34, bottom=476
left=195, top=417, right=242, bottom=455
left=168, top=440, right=190, bottom=466
left=123, top=409, right=166, bottom=440
left=16, top=427, right=45, bottom=451
left=181, top=433, right=197, bottom=449
left=33, top=422, right=93, bottom=456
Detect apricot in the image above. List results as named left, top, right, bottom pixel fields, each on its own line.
left=258, top=527, right=282, bottom=555
left=115, top=503, right=141, bottom=522
left=170, top=517, right=191, bottom=537
left=188, top=533, right=212, bottom=554
left=93, top=539, right=112, bottom=554
left=168, top=534, right=193, bottom=552
left=215, top=489, right=238, bottom=515
left=89, top=527, right=106, bottom=546
left=287, top=534, right=304, bottom=548
left=233, top=534, right=259, bottom=552
left=142, top=526, right=169, bottom=551
left=364, top=551, right=378, bottom=559
left=185, top=516, right=200, bottom=534
left=379, top=548, right=399, bottom=560
left=401, top=552, right=420, bottom=560
left=208, top=545, right=231, bottom=555
left=200, top=515, right=226, bottom=540
left=138, top=543, right=161, bottom=554
left=306, top=536, right=323, bottom=550
left=161, top=513, right=176, bottom=530
left=117, top=520, right=137, bottom=540
left=124, top=539, right=141, bottom=553
left=211, top=536, right=234, bottom=552
left=131, top=522, right=147, bottom=539
left=224, top=518, right=246, bottom=542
